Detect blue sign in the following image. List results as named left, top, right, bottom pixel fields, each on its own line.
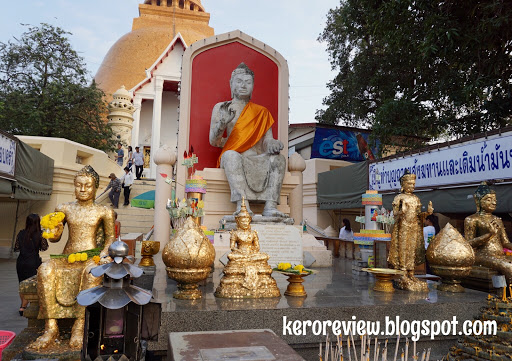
left=311, top=128, right=378, bottom=162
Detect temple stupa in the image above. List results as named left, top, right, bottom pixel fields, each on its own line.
left=95, top=0, right=214, bottom=99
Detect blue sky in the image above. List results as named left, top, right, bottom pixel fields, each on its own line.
left=1, top=0, right=340, bottom=123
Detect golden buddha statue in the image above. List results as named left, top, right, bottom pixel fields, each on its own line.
left=388, top=170, right=432, bottom=292
left=29, top=166, right=115, bottom=350
left=464, top=182, right=512, bottom=283
left=215, top=198, right=281, bottom=298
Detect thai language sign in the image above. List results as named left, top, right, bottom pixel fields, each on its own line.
left=0, top=133, right=16, bottom=179
left=311, top=128, right=378, bottom=162
left=369, top=132, right=512, bottom=191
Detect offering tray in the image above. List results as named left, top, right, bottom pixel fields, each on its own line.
left=362, top=268, right=405, bottom=293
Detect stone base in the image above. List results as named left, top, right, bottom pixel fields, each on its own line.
left=23, top=346, right=81, bottom=361
left=461, top=265, right=499, bottom=293
left=220, top=214, right=294, bottom=230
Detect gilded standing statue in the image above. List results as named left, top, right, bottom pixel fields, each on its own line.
left=29, top=166, right=115, bottom=350
left=388, top=170, right=432, bottom=292
left=465, top=182, right=512, bottom=283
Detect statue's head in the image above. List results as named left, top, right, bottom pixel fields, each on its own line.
left=74, top=165, right=99, bottom=202
left=230, top=63, right=254, bottom=100
left=474, top=181, right=496, bottom=213
left=235, top=197, right=252, bottom=230
left=399, top=169, right=416, bottom=193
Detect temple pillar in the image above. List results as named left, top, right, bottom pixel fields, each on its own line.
left=150, top=76, right=164, bottom=178
left=288, top=152, right=306, bottom=225
left=161, top=0, right=168, bottom=6
left=132, top=95, right=142, bottom=147
left=153, top=145, right=176, bottom=245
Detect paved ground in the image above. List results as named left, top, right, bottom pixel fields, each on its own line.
left=0, top=259, right=28, bottom=336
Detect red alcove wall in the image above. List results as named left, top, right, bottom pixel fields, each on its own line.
left=189, top=42, right=279, bottom=170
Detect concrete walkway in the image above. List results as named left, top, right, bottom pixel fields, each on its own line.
left=0, top=259, right=28, bottom=336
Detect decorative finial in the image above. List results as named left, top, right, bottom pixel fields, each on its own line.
left=236, top=197, right=251, bottom=221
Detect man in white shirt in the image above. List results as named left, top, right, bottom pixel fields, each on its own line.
left=121, top=167, right=134, bottom=206
left=133, top=146, right=144, bottom=180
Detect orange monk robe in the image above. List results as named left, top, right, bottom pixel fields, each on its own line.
left=216, top=102, right=275, bottom=167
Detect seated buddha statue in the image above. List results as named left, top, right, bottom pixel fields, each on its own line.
left=215, top=198, right=280, bottom=298
left=29, top=166, right=115, bottom=351
left=209, top=63, right=288, bottom=218
left=465, top=182, right=512, bottom=284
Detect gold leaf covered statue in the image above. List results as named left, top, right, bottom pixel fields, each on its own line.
left=388, top=170, right=432, bottom=292
left=464, top=181, right=512, bottom=283
left=215, top=198, right=280, bottom=298
left=29, top=166, right=115, bottom=351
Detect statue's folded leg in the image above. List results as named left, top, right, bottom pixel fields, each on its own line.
left=221, top=151, right=254, bottom=215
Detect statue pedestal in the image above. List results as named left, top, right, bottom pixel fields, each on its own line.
left=221, top=214, right=294, bottom=230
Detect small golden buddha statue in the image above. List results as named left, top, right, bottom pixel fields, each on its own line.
left=388, top=170, right=432, bottom=292
left=29, top=166, right=115, bottom=351
left=465, top=182, right=512, bottom=283
left=215, top=198, right=281, bottom=298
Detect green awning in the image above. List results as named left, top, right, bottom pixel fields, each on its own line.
left=317, top=161, right=368, bottom=209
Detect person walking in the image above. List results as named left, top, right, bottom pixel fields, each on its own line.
left=127, top=146, right=134, bottom=171
left=133, top=146, right=144, bottom=180
left=105, top=173, right=122, bottom=208
left=121, top=166, right=134, bottom=206
left=115, top=143, right=124, bottom=167
left=14, top=214, right=48, bottom=315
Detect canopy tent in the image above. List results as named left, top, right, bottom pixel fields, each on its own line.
left=0, top=137, right=54, bottom=200
left=317, top=161, right=512, bottom=214
left=131, top=190, right=155, bottom=209
left=317, top=161, right=368, bottom=210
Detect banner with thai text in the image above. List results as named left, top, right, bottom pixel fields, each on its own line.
left=0, top=132, right=16, bottom=179
left=311, top=127, right=378, bottom=162
left=369, top=132, right=512, bottom=191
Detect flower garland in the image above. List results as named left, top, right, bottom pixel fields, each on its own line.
left=40, top=212, right=65, bottom=239
left=273, top=263, right=313, bottom=275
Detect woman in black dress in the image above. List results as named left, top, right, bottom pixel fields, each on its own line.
left=14, top=213, right=48, bottom=315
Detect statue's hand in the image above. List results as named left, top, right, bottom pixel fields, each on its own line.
left=488, top=220, right=499, bottom=236
left=265, top=139, right=284, bottom=155
left=219, top=101, right=236, bottom=126
left=427, top=201, right=434, bottom=214
left=48, top=222, right=64, bottom=242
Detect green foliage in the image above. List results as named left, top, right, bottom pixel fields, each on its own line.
left=317, top=0, right=512, bottom=154
left=0, top=23, right=115, bottom=152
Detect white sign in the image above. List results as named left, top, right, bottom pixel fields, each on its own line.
left=252, top=224, right=303, bottom=267
left=0, top=133, right=16, bottom=179
left=369, top=132, right=512, bottom=191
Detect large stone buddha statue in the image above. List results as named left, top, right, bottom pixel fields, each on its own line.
left=209, top=63, right=287, bottom=217
left=465, top=182, right=512, bottom=283
left=29, top=166, right=115, bottom=350
left=215, top=198, right=280, bottom=298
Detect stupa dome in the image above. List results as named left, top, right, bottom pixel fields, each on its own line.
left=95, top=1, right=214, bottom=98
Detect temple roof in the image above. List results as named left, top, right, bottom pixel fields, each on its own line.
left=95, top=0, right=214, bottom=98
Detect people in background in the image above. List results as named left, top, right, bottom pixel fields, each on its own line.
left=133, top=146, right=144, bottom=180
left=105, top=172, right=122, bottom=208
left=121, top=166, right=134, bottom=206
left=339, top=218, right=354, bottom=241
left=115, top=143, right=124, bottom=167
left=127, top=146, right=133, bottom=170
left=423, top=214, right=440, bottom=249
left=15, top=214, right=48, bottom=315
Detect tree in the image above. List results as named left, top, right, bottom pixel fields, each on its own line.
left=0, top=23, right=115, bottom=151
left=317, top=0, right=512, bottom=153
